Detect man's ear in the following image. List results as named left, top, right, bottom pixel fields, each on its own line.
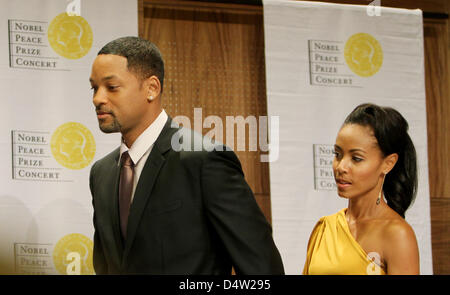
left=145, top=75, right=161, bottom=102
left=383, top=153, right=398, bottom=174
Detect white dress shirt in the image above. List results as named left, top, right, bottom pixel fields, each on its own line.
left=118, top=109, right=168, bottom=202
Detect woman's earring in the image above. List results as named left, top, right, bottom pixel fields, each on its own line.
left=147, top=95, right=153, bottom=102
left=377, top=173, right=386, bottom=205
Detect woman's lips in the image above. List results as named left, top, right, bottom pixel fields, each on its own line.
left=336, top=179, right=352, bottom=189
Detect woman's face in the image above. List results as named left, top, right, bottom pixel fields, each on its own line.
left=332, top=124, right=386, bottom=200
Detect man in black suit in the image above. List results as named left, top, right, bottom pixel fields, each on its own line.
left=88, top=36, right=284, bottom=274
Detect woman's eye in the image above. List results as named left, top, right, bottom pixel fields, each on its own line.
left=352, top=156, right=363, bottom=162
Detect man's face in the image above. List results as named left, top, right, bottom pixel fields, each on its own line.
left=89, top=54, right=148, bottom=136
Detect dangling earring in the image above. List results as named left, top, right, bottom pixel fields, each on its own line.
left=377, top=173, right=386, bottom=205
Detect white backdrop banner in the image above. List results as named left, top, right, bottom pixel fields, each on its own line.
left=0, top=0, right=137, bottom=274
left=263, top=0, right=433, bottom=274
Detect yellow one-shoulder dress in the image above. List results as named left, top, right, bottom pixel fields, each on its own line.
left=303, top=208, right=386, bottom=275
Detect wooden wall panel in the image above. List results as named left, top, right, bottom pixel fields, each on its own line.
left=430, top=199, right=450, bottom=274
left=424, top=18, right=450, bottom=199
left=141, top=0, right=271, bottom=222
left=424, top=17, right=450, bottom=274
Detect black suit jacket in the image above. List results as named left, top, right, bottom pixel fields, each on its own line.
left=89, top=117, right=284, bottom=274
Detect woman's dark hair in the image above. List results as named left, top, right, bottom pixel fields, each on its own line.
left=343, top=103, right=417, bottom=218
left=98, top=36, right=164, bottom=92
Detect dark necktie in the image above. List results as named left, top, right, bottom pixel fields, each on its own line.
left=119, top=151, right=134, bottom=240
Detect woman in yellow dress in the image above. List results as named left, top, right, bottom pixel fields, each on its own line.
left=303, top=103, right=420, bottom=275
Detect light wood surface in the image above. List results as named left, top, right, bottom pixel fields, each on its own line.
left=141, top=0, right=271, bottom=223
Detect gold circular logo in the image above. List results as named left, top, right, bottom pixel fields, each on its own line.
left=53, top=233, right=94, bottom=275
left=48, top=12, right=93, bottom=59
left=51, top=122, right=96, bottom=170
left=344, top=33, right=383, bottom=77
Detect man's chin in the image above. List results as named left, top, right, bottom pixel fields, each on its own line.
left=99, top=124, right=120, bottom=134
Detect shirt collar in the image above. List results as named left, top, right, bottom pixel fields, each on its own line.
left=119, top=109, right=168, bottom=166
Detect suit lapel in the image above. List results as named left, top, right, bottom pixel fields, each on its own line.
left=96, top=148, right=124, bottom=265
left=121, top=117, right=179, bottom=266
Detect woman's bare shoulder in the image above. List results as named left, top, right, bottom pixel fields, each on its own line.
left=380, top=210, right=419, bottom=274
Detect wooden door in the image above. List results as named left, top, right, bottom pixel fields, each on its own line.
left=139, top=0, right=272, bottom=222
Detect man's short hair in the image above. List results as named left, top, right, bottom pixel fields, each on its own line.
left=98, top=36, right=164, bottom=92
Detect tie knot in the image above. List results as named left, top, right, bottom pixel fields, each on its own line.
left=121, top=151, right=134, bottom=167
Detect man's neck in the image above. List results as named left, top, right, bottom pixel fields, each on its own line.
left=122, top=108, right=163, bottom=148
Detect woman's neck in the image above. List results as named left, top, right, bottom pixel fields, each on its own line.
left=346, top=191, right=385, bottom=223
